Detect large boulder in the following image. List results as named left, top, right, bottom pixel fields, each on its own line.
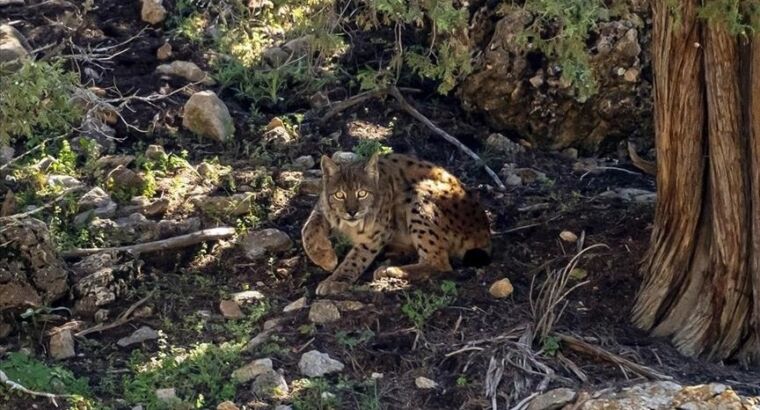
left=182, top=91, right=235, bottom=143
left=459, top=3, right=652, bottom=153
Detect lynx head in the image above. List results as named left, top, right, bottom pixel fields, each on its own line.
left=320, top=153, right=380, bottom=223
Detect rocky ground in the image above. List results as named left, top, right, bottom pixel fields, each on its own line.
left=1, top=0, right=759, bottom=410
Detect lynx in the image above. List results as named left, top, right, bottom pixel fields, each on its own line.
left=301, top=152, right=491, bottom=296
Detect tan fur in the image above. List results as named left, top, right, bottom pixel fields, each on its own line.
left=301, top=153, right=491, bottom=296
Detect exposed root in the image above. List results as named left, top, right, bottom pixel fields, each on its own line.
left=627, top=140, right=656, bottom=176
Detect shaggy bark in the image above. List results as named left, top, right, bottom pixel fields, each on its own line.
left=633, top=0, right=760, bottom=362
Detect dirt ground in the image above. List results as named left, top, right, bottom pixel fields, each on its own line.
left=2, top=1, right=759, bottom=409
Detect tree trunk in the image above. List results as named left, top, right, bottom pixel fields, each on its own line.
left=632, top=0, right=760, bottom=363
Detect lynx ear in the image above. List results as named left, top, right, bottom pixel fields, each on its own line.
left=321, top=155, right=339, bottom=177
left=364, top=153, right=379, bottom=181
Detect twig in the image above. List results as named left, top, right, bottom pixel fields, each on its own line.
left=60, top=226, right=236, bottom=259
left=318, top=86, right=420, bottom=125
left=0, top=132, right=71, bottom=172
left=1, top=370, right=78, bottom=407
left=0, top=186, right=86, bottom=222
left=557, top=333, right=672, bottom=380
left=388, top=87, right=506, bottom=190
left=580, top=166, right=640, bottom=181
left=75, top=292, right=154, bottom=338
left=510, top=392, right=538, bottom=410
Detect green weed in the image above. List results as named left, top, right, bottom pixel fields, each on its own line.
left=353, top=140, right=393, bottom=159
left=401, top=280, right=458, bottom=329
left=335, top=329, right=375, bottom=350
left=0, top=352, right=94, bottom=406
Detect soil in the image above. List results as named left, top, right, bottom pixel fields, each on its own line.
left=1, top=1, right=759, bottom=409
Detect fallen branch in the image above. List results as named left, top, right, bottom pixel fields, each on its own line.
left=318, top=87, right=421, bottom=125
left=557, top=333, right=672, bottom=380
left=388, top=87, right=506, bottom=190
left=61, top=227, right=236, bottom=259
left=1, top=370, right=78, bottom=407
left=76, top=292, right=154, bottom=338
left=0, top=186, right=86, bottom=222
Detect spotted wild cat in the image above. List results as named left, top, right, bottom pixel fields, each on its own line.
left=301, top=152, right=491, bottom=296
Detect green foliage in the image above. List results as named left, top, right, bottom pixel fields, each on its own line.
left=221, top=300, right=271, bottom=342
left=0, top=60, right=83, bottom=146
left=122, top=342, right=242, bottom=409
left=698, top=0, right=760, bottom=36
left=401, top=280, right=458, bottom=329
left=291, top=378, right=341, bottom=410
left=335, top=329, right=375, bottom=350
left=542, top=335, right=561, bottom=356
left=353, top=140, right=393, bottom=158
left=0, top=352, right=92, bottom=400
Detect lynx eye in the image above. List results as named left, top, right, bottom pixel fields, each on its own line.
left=333, top=191, right=346, bottom=200
left=357, top=190, right=369, bottom=199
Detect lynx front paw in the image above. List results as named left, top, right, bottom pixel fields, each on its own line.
left=306, top=246, right=338, bottom=272
left=372, top=266, right=405, bottom=280
left=315, top=279, right=351, bottom=296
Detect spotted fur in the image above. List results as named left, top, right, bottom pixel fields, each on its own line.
left=301, top=153, right=491, bottom=296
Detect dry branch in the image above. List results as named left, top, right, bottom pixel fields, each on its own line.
left=626, top=141, right=656, bottom=176
left=61, top=227, right=236, bottom=259
left=76, top=292, right=154, bottom=338
left=0, top=370, right=78, bottom=407
left=557, top=333, right=672, bottom=380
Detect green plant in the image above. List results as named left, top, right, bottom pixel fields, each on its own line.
left=353, top=140, right=393, bottom=159
left=222, top=300, right=271, bottom=342
left=291, top=378, right=341, bottom=410
left=542, top=335, right=561, bottom=356
left=0, top=60, right=83, bottom=146
left=401, top=280, right=458, bottom=329
left=0, top=352, right=92, bottom=401
left=335, top=329, right=375, bottom=350
left=122, top=342, right=242, bottom=409
left=456, top=375, right=469, bottom=387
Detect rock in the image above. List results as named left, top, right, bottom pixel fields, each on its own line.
left=273, top=406, right=293, bottom=410
left=276, top=171, right=303, bottom=189
left=0, top=146, right=14, bottom=165
left=415, top=376, right=438, bottom=389
left=266, top=117, right=285, bottom=131
left=157, top=61, right=215, bottom=85
left=293, top=155, right=315, bottom=170
left=332, top=300, right=365, bottom=312
left=299, top=178, right=322, bottom=195
left=505, top=173, right=523, bottom=187
left=582, top=381, right=683, bottom=410
left=561, top=148, right=579, bottom=160
left=263, top=318, right=281, bottom=331
left=216, top=401, right=239, bottom=410
left=489, top=278, right=513, bottom=299
left=569, top=268, right=588, bottom=280
left=91, top=214, right=159, bottom=245
left=117, top=326, right=159, bottom=347
left=219, top=300, right=244, bottom=319
left=158, top=217, right=201, bottom=238
left=513, top=168, right=547, bottom=184
left=75, top=267, right=123, bottom=307
left=71, top=253, right=115, bottom=276
left=245, top=329, right=274, bottom=351
left=283, top=35, right=314, bottom=59
left=182, top=91, right=235, bottom=142
left=527, top=388, right=577, bottom=410
left=96, top=155, right=135, bottom=170
left=107, top=165, right=145, bottom=191
left=0, top=0, right=25, bottom=6
left=145, top=145, right=166, bottom=161
left=624, top=67, right=640, bottom=82
left=94, top=309, right=110, bottom=323
left=232, top=358, right=273, bottom=383
left=231, top=290, right=265, bottom=304
left=251, top=369, right=289, bottom=399
left=371, top=372, right=383, bottom=379
left=331, top=151, right=359, bottom=164
left=261, top=46, right=289, bottom=67
left=49, top=330, right=75, bottom=360
left=298, top=350, right=345, bottom=377
left=47, top=175, right=83, bottom=189
left=263, top=126, right=295, bottom=148
left=155, top=387, right=176, bottom=403
left=600, top=188, right=656, bottom=204
left=140, top=0, right=167, bottom=25
left=117, top=197, right=169, bottom=218
left=78, top=187, right=112, bottom=210
left=283, top=297, right=308, bottom=313
left=559, top=230, right=578, bottom=243
left=308, top=300, right=341, bottom=324
left=486, top=133, right=525, bottom=157
left=0, top=24, right=31, bottom=72
left=156, top=43, right=172, bottom=60
left=239, top=229, right=292, bottom=260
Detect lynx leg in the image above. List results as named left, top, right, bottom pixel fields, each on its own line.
left=316, top=240, right=386, bottom=296
left=301, top=207, right=338, bottom=272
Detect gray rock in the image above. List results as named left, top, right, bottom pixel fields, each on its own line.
left=117, top=326, right=159, bottom=347
left=505, top=173, right=523, bottom=186
left=182, top=91, right=234, bottom=142
left=293, top=155, right=315, bottom=170
left=145, top=145, right=166, bottom=160
left=414, top=376, right=438, bottom=389
left=155, top=387, right=176, bottom=403
left=0, top=145, right=14, bottom=165
left=106, top=165, right=145, bottom=191
left=298, top=350, right=344, bottom=377
left=141, top=0, right=167, bottom=24
left=308, top=300, right=340, bottom=324
left=0, top=24, right=31, bottom=72
left=261, top=46, right=289, bottom=67
left=239, top=228, right=292, bottom=260
left=49, top=329, right=75, bottom=360
left=0, top=0, right=25, bottom=6
left=91, top=214, right=159, bottom=245
left=276, top=171, right=303, bottom=189
left=527, top=388, right=577, bottom=410
left=331, top=151, right=359, bottom=164
left=263, top=126, right=295, bottom=148
left=95, top=155, right=135, bottom=170
left=70, top=252, right=116, bottom=276
left=219, top=300, right=244, bottom=319
left=486, top=133, right=525, bottom=157
left=283, top=296, right=308, bottom=313
left=156, top=61, right=214, bottom=85
left=232, top=358, right=273, bottom=383
left=244, top=329, right=274, bottom=352
left=251, top=369, right=288, bottom=399
left=78, top=187, right=112, bottom=210
left=231, top=290, right=265, bottom=304
left=47, top=175, right=83, bottom=189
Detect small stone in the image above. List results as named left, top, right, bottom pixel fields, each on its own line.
left=0, top=146, right=14, bottom=165
left=245, top=329, right=273, bottom=351
left=106, top=165, right=145, bottom=191
left=183, top=91, right=234, bottom=142
left=561, top=148, right=579, bottom=160
left=262, top=318, right=281, bottom=331
left=283, top=35, right=314, bottom=59
left=251, top=369, right=289, bottom=399
left=117, top=326, right=159, bottom=347
left=231, top=290, right=266, bottom=303
left=145, top=145, right=166, bottom=160
left=526, top=388, right=577, bottom=410
left=273, top=406, right=293, bottom=410
left=298, top=350, right=345, bottom=377
left=264, top=126, right=295, bottom=148
left=331, top=151, right=359, bottom=164
left=624, top=68, right=640, bottom=82
left=486, top=133, right=525, bottom=156
left=529, top=73, right=544, bottom=88
left=371, top=372, right=383, bottom=379
left=157, top=60, right=215, bottom=85
left=47, top=175, right=83, bottom=189
left=505, top=173, right=523, bottom=186
left=95, top=309, right=110, bottom=323
left=156, top=43, right=172, bottom=60
left=569, top=268, right=588, bottom=280
left=220, top=300, right=244, bottom=319
left=96, top=155, right=135, bottom=170
left=332, top=300, right=365, bottom=312
left=232, top=358, right=273, bottom=383
left=489, top=278, right=513, bottom=299
left=78, top=187, right=112, bottom=210
left=308, top=300, right=341, bottom=324
left=141, top=0, right=167, bottom=24
left=155, top=387, right=176, bottom=403
left=276, top=171, right=303, bottom=189
left=559, top=231, right=578, bottom=243
left=266, top=117, right=284, bottom=131
left=415, top=376, right=438, bottom=389
left=261, top=46, right=289, bottom=67
left=283, top=296, right=308, bottom=313
left=293, top=155, right=315, bottom=170
left=216, top=401, right=239, bottom=410
left=239, top=229, right=293, bottom=261
left=49, top=330, right=75, bottom=360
